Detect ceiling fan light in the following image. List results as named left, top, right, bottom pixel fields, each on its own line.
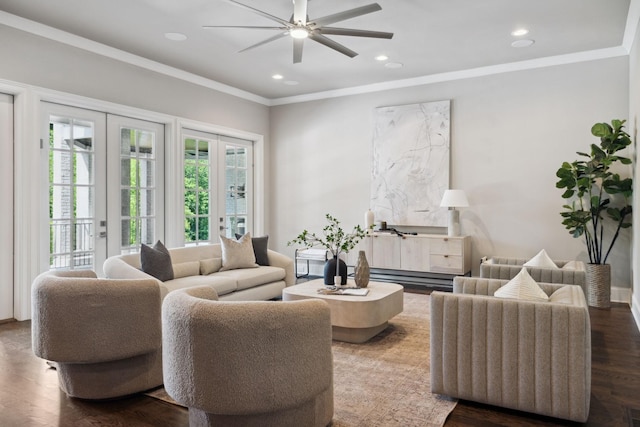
left=290, top=27, right=309, bottom=39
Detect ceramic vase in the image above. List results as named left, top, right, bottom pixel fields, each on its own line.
left=353, top=250, right=370, bottom=288
left=324, top=256, right=347, bottom=285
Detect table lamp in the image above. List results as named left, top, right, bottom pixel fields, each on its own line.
left=440, top=189, right=469, bottom=236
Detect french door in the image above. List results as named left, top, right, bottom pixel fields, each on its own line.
left=182, top=129, right=253, bottom=245
left=42, top=103, right=164, bottom=275
left=0, top=93, right=13, bottom=321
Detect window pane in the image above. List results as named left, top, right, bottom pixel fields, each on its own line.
left=185, top=217, right=196, bottom=243
left=184, top=190, right=197, bottom=216
left=236, top=147, right=247, bottom=168
left=52, top=186, right=72, bottom=219
left=140, top=160, right=154, bottom=187
left=226, top=148, right=235, bottom=167
left=121, top=158, right=133, bottom=186
left=74, top=152, right=93, bottom=185
left=198, top=216, right=209, bottom=241
left=140, top=217, right=155, bottom=245
left=121, top=219, right=135, bottom=247
left=198, top=165, right=209, bottom=190
left=74, top=219, right=94, bottom=252
left=75, top=186, right=94, bottom=219
left=52, top=151, right=72, bottom=185
left=139, top=190, right=154, bottom=216
left=121, top=189, right=136, bottom=217
left=198, top=191, right=209, bottom=215
left=184, top=162, right=196, bottom=190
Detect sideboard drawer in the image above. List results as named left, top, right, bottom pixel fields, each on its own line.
left=429, top=238, right=463, bottom=255
left=430, top=254, right=464, bottom=274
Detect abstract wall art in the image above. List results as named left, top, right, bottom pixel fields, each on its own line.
left=371, top=100, right=450, bottom=226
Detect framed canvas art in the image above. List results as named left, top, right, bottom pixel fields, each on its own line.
left=371, top=100, right=450, bottom=226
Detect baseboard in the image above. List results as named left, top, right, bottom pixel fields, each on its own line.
left=631, top=291, right=640, bottom=334
left=611, top=286, right=632, bottom=304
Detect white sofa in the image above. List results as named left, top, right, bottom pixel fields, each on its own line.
left=103, top=244, right=295, bottom=301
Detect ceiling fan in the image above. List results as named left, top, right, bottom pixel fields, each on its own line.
left=203, top=0, right=394, bottom=63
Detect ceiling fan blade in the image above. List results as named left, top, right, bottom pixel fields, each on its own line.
left=309, top=33, right=358, bottom=58
left=293, top=0, right=308, bottom=25
left=318, top=27, right=393, bottom=39
left=311, top=3, right=382, bottom=27
left=203, top=25, right=288, bottom=30
left=225, top=0, right=291, bottom=27
left=293, top=38, right=304, bottom=63
left=238, top=31, right=290, bottom=53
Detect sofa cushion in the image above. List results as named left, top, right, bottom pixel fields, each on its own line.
left=236, top=233, right=270, bottom=266
left=523, top=249, right=558, bottom=269
left=215, top=266, right=286, bottom=291
left=200, top=258, right=222, bottom=275
left=163, top=275, right=237, bottom=297
left=494, top=268, right=549, bottom=301
left=141, top=240, right=174, bottom=282
left=220, top=233, right=258, bottom=271
left=173, top=261, right=200, bottom=279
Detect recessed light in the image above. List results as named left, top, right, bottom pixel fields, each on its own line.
left=511, top=28, right=529, bottom=37
left=511, top=39, right=535, bottom=48
left=284, top=80, right=299, bottom=86
left=384, top=62, right=403, bottom=69
left=272, top=74, right=284, bottom=80
left=375, top=55, right=389, bottom=61
left=164, top=32, right=187, bottom=41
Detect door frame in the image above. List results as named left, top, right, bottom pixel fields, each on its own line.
left=0, top=93, right=14, bottom=321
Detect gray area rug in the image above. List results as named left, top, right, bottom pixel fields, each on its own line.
left=146, top=292, right=457, bottom=426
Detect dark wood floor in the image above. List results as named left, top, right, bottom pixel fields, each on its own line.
left=1, top=287, right=639, bottom=426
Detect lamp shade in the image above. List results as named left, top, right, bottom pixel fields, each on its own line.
left=440, top=189, right=469, bottom=208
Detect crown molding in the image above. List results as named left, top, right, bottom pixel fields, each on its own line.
left=1, top=7, right=636, bottom=108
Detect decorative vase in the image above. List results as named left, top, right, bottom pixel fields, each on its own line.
left=324, top=256, right=347, bottom=285
left=586, top=263, right=611, bottom=308
left=353, top=250, right=370, bottom=288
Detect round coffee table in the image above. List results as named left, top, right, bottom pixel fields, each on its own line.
left=282, top=279, right=404, bottom=343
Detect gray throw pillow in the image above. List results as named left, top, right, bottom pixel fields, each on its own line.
left=140, top=240, right=174, bottom=282
left=236, top=233, right=270, bottom=266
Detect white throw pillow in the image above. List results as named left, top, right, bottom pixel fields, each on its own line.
left=549, top=286, right=575, bottom=304
left=561, top=260, right=582, bottom=271
left=219, top=233, right=258, bottom=271
left=494, top=268, right=549, bottom=301
left=523, top=249, right=558, bottom=269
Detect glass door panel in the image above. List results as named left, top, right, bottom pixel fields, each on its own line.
left=181, top=130, right=253, bottom=244
left=108, top=116, right=164, bottom=255
left=43, top=104, right=106, bottom=274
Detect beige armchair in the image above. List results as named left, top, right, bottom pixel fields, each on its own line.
left=162, top=286, right=334, bottom=427
left=31, top=270, right=163, bottom=399
left=430, top=276, right=591, bottom=422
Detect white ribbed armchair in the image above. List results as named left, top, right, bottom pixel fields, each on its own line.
left=430, top=276, right=591, bottom=422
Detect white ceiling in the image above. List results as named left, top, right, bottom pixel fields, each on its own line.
left=0, top=0, right=635, bottom=104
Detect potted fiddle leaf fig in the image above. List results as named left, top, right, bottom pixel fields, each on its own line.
left=555, top=119, right=633, bottom=307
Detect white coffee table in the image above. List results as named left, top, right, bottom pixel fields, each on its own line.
left=282, top=279, right=404, bottom=343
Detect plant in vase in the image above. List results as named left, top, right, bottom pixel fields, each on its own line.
left=555, top=119, right=633, bottom=307
left=288, top=213, right=368, bottom=286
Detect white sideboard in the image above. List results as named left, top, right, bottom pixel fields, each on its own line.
left=347, top=233, right=471, bottom=286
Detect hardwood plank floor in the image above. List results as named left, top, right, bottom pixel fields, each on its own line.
left=0, top=290, right=638, bottom=426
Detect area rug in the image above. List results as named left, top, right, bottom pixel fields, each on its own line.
left=146, top=292, right=457, bottom=426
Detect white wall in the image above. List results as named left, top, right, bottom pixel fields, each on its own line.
left=270, top=58, right=631, bottom=293
left=630, top=12, right=640, bottom=325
